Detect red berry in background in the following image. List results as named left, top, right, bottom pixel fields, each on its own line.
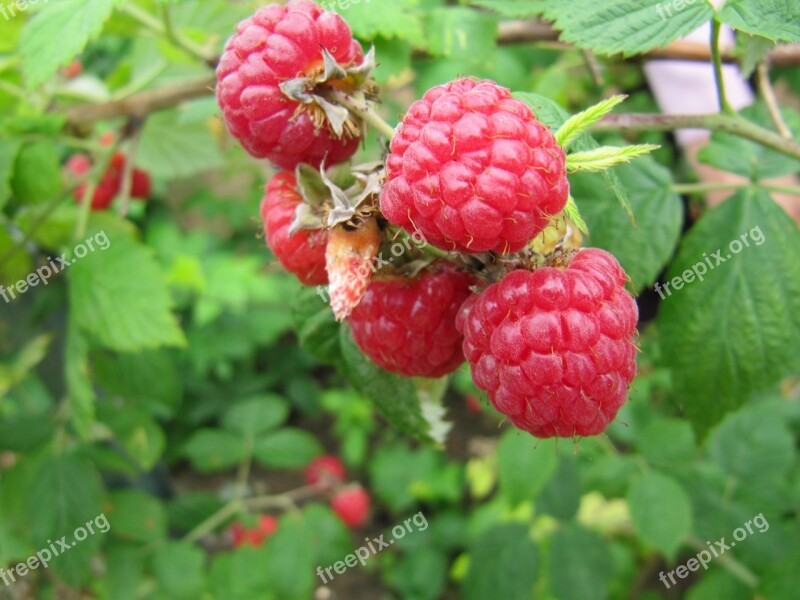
left=381, top=78, right=569, bottom=254
left=457, top=249, right=638, bottom=438
left=305, top=455, right=346, bottom=487
left=348, top=263, right=474, bottom=378
left=62, top=59, right=83, bottom=78
left=216, top=0, right=363, bottom=169
left=261, top=171, right=328, bottom=286
left=465, top=393, right=483, bottom=414
left=131, top=169, right=152, bottom=199
left=230, top=515, right=279, bottom=547
left=99, top=132, right=116, bottom=147
left=67, top=153, right=121, bottom=211
left=331, top=486, right=370, bottom=528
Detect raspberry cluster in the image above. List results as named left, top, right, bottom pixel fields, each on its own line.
left=457, top=249, right=638, bottom=438
left=216, top=0, right=363, bottom=169
left=381, top=78, right=569, bottom=254
left=304, top=455, right=370, bottom=527
left=66, top=153, right=151, bottom=211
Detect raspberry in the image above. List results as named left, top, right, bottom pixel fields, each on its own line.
left=261, top=171, right=328, bottom=286
left=67, top=153, right=151, bottom=210
left=62, top=59, right=83, bottom=79
left=216, top=0, right=363, bottom=169
left=131, top=169, right=152, bottom=199
left=381, top=78, right=569, bottom=254
left=331, top=486, right=370, bottom=528
left=305, top=455, right=346, bottom=487
left=348, top=263, right=474, bottom=377
left=230, top=515, right=279, bottom=547
left=457, top=249, right=638, bottom=438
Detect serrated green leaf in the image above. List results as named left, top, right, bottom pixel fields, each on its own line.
left=537, top=454, right=581, bottom=520
left=292, top=286, right=342, bottom=365
left=571, top=156, right=683, bottom=292
left=658, top=189, right=800, bottom=433
left=68, top=229, right=186, bottom=351
left=222, top=395, right=289, bottom=437
left=496, top=432, right=558, bottom=507
left=209, top=547, right=271, bottom=600
left=628, top=471, right=692, bottom=559
left=466, top=0, right=549, bottom=18
left=737, top=33, right=776, bottom=77
left=463, top=524, right=538, bottom=600
left=183, top=429, right=246, bottom=472
left=0, top=139, right=21, bottom=211
left=338, top=0, right=425, bottom=46
left=637, top=419, right=697, bottom=468
left=564, top=195, right=589, bottom=236
left=137, top=110, right=224, bottom=179
left=719, top=0, right=800, bottom=43
left=545, top=0, right=714, bottom=56
left=65, top=320, right=95, bottom=440
left=28, top=453, right=104, bottom=586
left=567, top=144, right=660, bottom=173
left=549, top=524, right=613, bottom=600
left=340, top=325, right=435, bottom=442
left=252, top=428, right=323, bottom=468
left=556, top=95, right=627, bottom=148
left=261, top=515, right=316, bottom=599
left=21, top=0, right=116, bottom=88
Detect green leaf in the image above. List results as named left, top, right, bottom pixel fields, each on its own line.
left=292, top=286, right=342, bottom=365
left=628, top=471, right=692, bottom=559
left=719, top=0, right=800, bottom=42
left=21, top=0, right=116, bottom=88
left=65, top=321, right=96, bottom=440
left=466, top=0, right=549, bottom=18
left=28, top=453, right=104, bottom=586
left=252, top=428, right=323, bottom=469
left=209, top=547, right=271, bottom=600
left=496, top=432, right=558, bottom=507
left=0, top=139, right=21, bottom=211
left=108, top=490, right=167, bottom=543
left=556, top=95, right=627, bottom=148
left=637, top=419, right=697, bottom=468
left=109, top=412, right=166, bottom=472
left=698, top=104, right=800, bottom=179
left=10, top=142, right=62, bottom=205
left=658, top=189, right=800, bottom=433
left=536, top=454, right=581, bottom=520
left=340, top=325, right=437, bottom=442
left=706, top=404, right=795, bottom=482
left=686, top=571, right=752, bottom=600
left=137, top=110, right=224, bottom=179
left=261, top=515, right=316, bottom=600
left=387, top=548, right=448, bottom=600
left=424, top=8, right=497, bottom=64
left=340, top=0, right=425, bottom=47
left=68, top=229, right=186, bottom=351
left=549, top=524, right=613, bottom=600
left=104, top=544, right=145, bottom=600
left=222, top=395, right=290, bottom=437
left=566, top=144, right=660, bottom=173
left=571, top=156, right=683, bottom=292
left=152, top=542, right=206, bottom=599
left=737, top=33, right=776, bottom=77
left=544, top=0, right=714, bottom=56
left=0, top=414, right=54, bottom=452
left=183, top=429, right=247, bottom=472
left=463, top=524, right=538, bottom=600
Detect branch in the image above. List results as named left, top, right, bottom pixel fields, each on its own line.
left=64, top=75, right=215, bottom=127
left=593, top=113, right=800, bottom=160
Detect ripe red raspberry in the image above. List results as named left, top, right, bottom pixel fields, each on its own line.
left=331, top=486, right=370, bottom=528
left=131, top=169, right=152, bottom=199
left=261, top=171, right=328, bottom=286
left=230, top=515, right=279, bottom=547
left=67, top=153, right=121, bottom=210
left=381, top=78, right=569, bottom=254
left=348, top=264, right=474, bottom=377
left=305, top=455, right=346, bottom=487
left=457, top=249, right=638, bottom=438
left=216, top=0, right=363, bottom=169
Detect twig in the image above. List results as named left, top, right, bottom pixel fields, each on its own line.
left=330, top=91, right=396, bottom=140
left=118, top=120, right=145, bottom=217
left=593, top=113, right=800, bottom=160
left=756, top=61, right=793, bottom=139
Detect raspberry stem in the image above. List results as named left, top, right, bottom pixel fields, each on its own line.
left=331, top=91, right=396, bottom=141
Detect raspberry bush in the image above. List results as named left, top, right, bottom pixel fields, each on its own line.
left=1, top=1, right=799, bottom=599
